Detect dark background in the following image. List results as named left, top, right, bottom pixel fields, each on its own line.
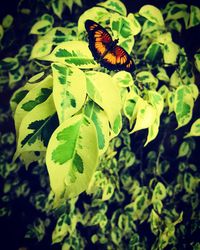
left=0, top=1, right=200, bottom=250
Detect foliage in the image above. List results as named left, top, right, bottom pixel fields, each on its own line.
left=0, top=0, right=200, bottom=249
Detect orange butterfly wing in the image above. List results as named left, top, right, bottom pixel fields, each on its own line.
left=85, top=19, right=135, bottom=72
left=85, top=20, right=113, bottom=61
left=103, top=45, right=135, bottom=71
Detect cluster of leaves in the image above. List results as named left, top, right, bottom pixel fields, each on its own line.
left=0, top=0, right=200, bottom=249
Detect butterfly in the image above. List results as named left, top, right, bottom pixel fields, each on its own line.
left=85, top=19, right=135, bottom=72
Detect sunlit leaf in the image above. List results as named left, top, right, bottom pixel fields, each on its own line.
left=163, top=42, right=179, bottom=64
left=113, top=71, right=133, bottom=88
left=98, top=0, right=127, bottom=16
left=139, top=5, right=164, bottom=26
left=130, top=98, right=157, bottom=134
left=40, top=41, right=97, bottom=68
left=84, top=100, right=110, bottom=155
left=46, top=114, right=99, bottom=205
left=14, top=96, right=56, bottom=161
left=51, top=63, right=86, bottom=123
left=30, top=40, right=53, bottom=59
left=13, top=75, right=53, bottom=139
left=86, top=71, right=122, bottom=130
left=136, top=71, right=158, bottom=89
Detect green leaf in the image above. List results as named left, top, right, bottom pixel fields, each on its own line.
left=52, top=0, right=65, bottom=18
left=41, top=27, right=76, bottom=44
left=170, top=70, right=182, bottom=88
left=145, top=91, right=164, bottom=145
left=127, top=13, right=142, bottom=35
left=168, top=20, right=182, bottom=32
left=10, top=73, right=44, bottom=112
left=149, top=209, right=161, bottom=235
left=156, top=67, right=170, bottom=82
left=30, top=19, right=53, bottom=35
left=9, top=66, right=25, bottom=86
left=184, top=173, right=197, bottom=194
left=165, top=4, right=188, bottom=21
left=130, top=98, right=157, bottom=134
left=145, top=43, right=163, bottom=65
left=98, top=0, right=127, bottom=16
left=13, top=96, right=56, bottom=161
left=139, top=5, right=165, bottom=26
left=0, top=57, right=19, bottom=71
left=174, top=85, right=194, bottom=128
left=194, top=53, right=200, bottom=72
left=188, top=6, right=200, bottom=28
left=152, top=182, right=167, bottom=201
left=78, top=7, right=109, bottom=35
left=13, top=75, right=53, bottom=139
left=2, top=14, right=13, bottom=29
left=84, top=100, right=110, bottom=155
left=30, top=40, right=53, bottom=59
left=113, top=71, right=133, bottom=87
left=52, top=212, right=77, bottom=243
left=40, top=41, right=97, bottom=69
left=177, top=141, right=190, bottom=158
left=86, top=71, right=122, bottom=130
left=0, top=25, right=4, bottom=40
left=110, top=14, right=135, bottom=53
left=102, top=182, right=115, bottom=201
left=184, top=118, right=200, bottom=138
left=136, top=71, right=158, bottom=89
left=123, top=90, right=139, bottom=125
left=167, top=91, right=175, bottom=113
left=163, top=42, right=179, bottom=64
left=46, top=114, right=99, bottom=205
left=52, top=63, right=86, bottom=123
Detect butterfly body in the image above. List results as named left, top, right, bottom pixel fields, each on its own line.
left=85, top=20, right=135, bottom=72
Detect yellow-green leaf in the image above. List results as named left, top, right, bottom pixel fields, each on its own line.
left=113, top=71, right=133, bottom=87
left=84, top=100, right=110, bottom=155
left=194, top=53, right=200, bottom=72
left=152, top=182, right=167, bottom=201
left=2, top=14, right=13, bottom=29
left=184, top=118, right=200, bottom=138
left=174, top=85, right=194, bottom=128
left=163, top=42, right=179, bottom=64
left=14, top=96, right=56, bottom=161
left=0, top=25, right=4, bottom=40
left=188, top=5, right=200, bottom=28
left=52, top=63, right=86, bottom=123
left=86, top=71, right=122, bottom=130
left=184, top=173, right=197, bottom=193
left=177, top=141, right=190, bottom=158
left=78, top=7, right=109, bottom=35
left=139, top=5, right=165, bottom=26
left=130, top=98, right=157, bottom=134
left=136, top=71, right=158, bottom=89
left=165, top=4, right=188, bottom=21
left=30, top=40, right=53, bottom=59
left=98, top=0, right=127, bottom=16
left=40, top=41, right=97, bottom=69
left=46, top=114, right=99, bottom=205
left=30, top=19, right=52, bottom=35
left=13, top=75, right=53, bottom=139
left=127, top=13, right=142, bottom=35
